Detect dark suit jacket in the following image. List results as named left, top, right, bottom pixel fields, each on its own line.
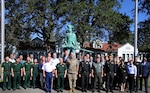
left=141, top=62, right=150, bottom=77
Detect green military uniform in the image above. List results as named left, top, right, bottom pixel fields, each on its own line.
left=56, top=63, right=67, bottom=91
left=32, top=63, right=38, bottom=88
left=23, top=62, right=32, bottom=89
left=11, top=62, right=22, bottom=90
left=1, top=62, right=12, bottom=90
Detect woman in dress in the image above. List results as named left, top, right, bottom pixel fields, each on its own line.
left=118, top=59, right=128, bottom=92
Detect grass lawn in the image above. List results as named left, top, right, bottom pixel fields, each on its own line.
left=0, top=78, right=3, bottom=83
left=0, top=80, right=2, bottom=83
left=142, top=77, right=150, bottom=87
left=149, top=77, right=150, bottom=87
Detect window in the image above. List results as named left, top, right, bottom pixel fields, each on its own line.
left=123, top=54, right=125, bottom=60
left=127, top=54, right=129, bottom=59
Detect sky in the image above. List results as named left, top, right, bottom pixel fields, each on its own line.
left=119, top=0, right=148, bottom=32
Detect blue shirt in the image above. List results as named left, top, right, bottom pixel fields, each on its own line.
left=20, top=60, right=25, bottom=65
left=127, top=64, right=137, bottom=77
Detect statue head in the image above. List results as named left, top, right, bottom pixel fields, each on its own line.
left=67, top=24, right=74, bottom=33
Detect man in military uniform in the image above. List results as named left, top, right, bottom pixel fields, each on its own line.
left=104, top=55, right=116, bottom=93
left=32, top=59, right=39, bottom=89
left=79, top=55, right=91, bottom=92
left=67, top=52, right=79, bottom=93
left=92, top=57, right=103, bottom=93
left=23, top=57, right=33, bottom=89
left=11, top=58, right=23, bottom=90
left=42, top=56, right=56, bottom=93
left=1, top=56, right=12, bottom=91
left=55, top=58, right=67, bottom=92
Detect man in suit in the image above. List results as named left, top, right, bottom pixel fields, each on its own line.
left=63, top=50, right=69, bottom=63
left=141, top=57, right=150, bottom=93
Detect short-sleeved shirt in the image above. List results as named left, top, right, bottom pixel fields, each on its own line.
left=32, top=63, right=39, bottom=74
left=9, top=58, right=15, bottom=63
left=42, top=62, right=56, bottom=72
left=11, top=62, right=22, bottom=72
left=51, top=58, right=60, bottom=67
left=93, top=62, right=103, bottom=73
left=23, top=62, right=33, bottom=71
left=1, top=62, right=12, bottom=71
left=56, top=63, right=67, bottom=74
left=67, top=58, right=79, bottom=74
left=20, top=60, right=25, bottom=65
left=79, top=61, right=91, bottom=74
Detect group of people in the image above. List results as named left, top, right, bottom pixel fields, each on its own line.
left=1, top=51, right=150, bottom=93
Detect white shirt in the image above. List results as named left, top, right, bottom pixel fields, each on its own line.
left=42, top=62, right=56, bottom=72
left=9, top=58, right=15, bottom=63
left=143, top=62, right=146, bottom=65
left=30, top=58, right=34, bottom=63
left=51, top=58, right=60, bottom=67
left=64, top=56, right=68, bottom=61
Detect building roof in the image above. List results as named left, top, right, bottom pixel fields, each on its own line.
left=84, top=42, right=122, bottom=52
left=100, top=43, right=122, bottom=51
left=83, top=41, right=91, bottom=48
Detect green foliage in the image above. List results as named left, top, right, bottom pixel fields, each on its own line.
left=139, top=0, right=150, bottom=15
left=110, top=14, right=133, bottom=44
left=4, top=0, right=133, bottom=49
left=138, top=0, right=150, bottom=51
left=138, top=19, right=150, bottom=51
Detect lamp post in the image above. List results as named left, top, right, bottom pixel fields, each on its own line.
left=1, top=0, right=5, bottom=63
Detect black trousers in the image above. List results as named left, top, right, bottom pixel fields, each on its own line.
left=139, top=77, right=143, bottom=90
left=128, top=74, right=134, bottom=91
left=81, top=73, right=89, bottom=91
left=106, top=73, right=114, bottom=92
left=91, top=77, right=94, bottom=90
left=135, top=76, right=142, bottom=91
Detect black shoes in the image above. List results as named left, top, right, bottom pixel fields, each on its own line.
left=57, top=90, right=63, bottom=93
left=82, top=89, right=87, bottom=92
left=98, top=90, right=101, bottom=93
left=60, top=90, right=63, bottom=92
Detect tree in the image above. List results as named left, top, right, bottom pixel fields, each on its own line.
left=138, top=19, right=150, bottom=51
left=5, top=0, right=31, bottom=46
left=4, top=0, right=133, bottom=50
left=137, top=0, right=150, bottom=51
left=4, top=0, right=32, bottom=55
left=139, top=0, right=150, bottom=15
left=54, top=0, right=133, bottom=45
left=110, top=14, right=133, bottom=44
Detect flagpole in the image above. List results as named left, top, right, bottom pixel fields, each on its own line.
left=134, top=0, right=138, bottom=58
left=1, top=0, right=5, bottom=63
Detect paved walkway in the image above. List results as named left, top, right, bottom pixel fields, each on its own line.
left=0, top=77, right=148, bottom=93
left=0, top=86, right=148, bottom=93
